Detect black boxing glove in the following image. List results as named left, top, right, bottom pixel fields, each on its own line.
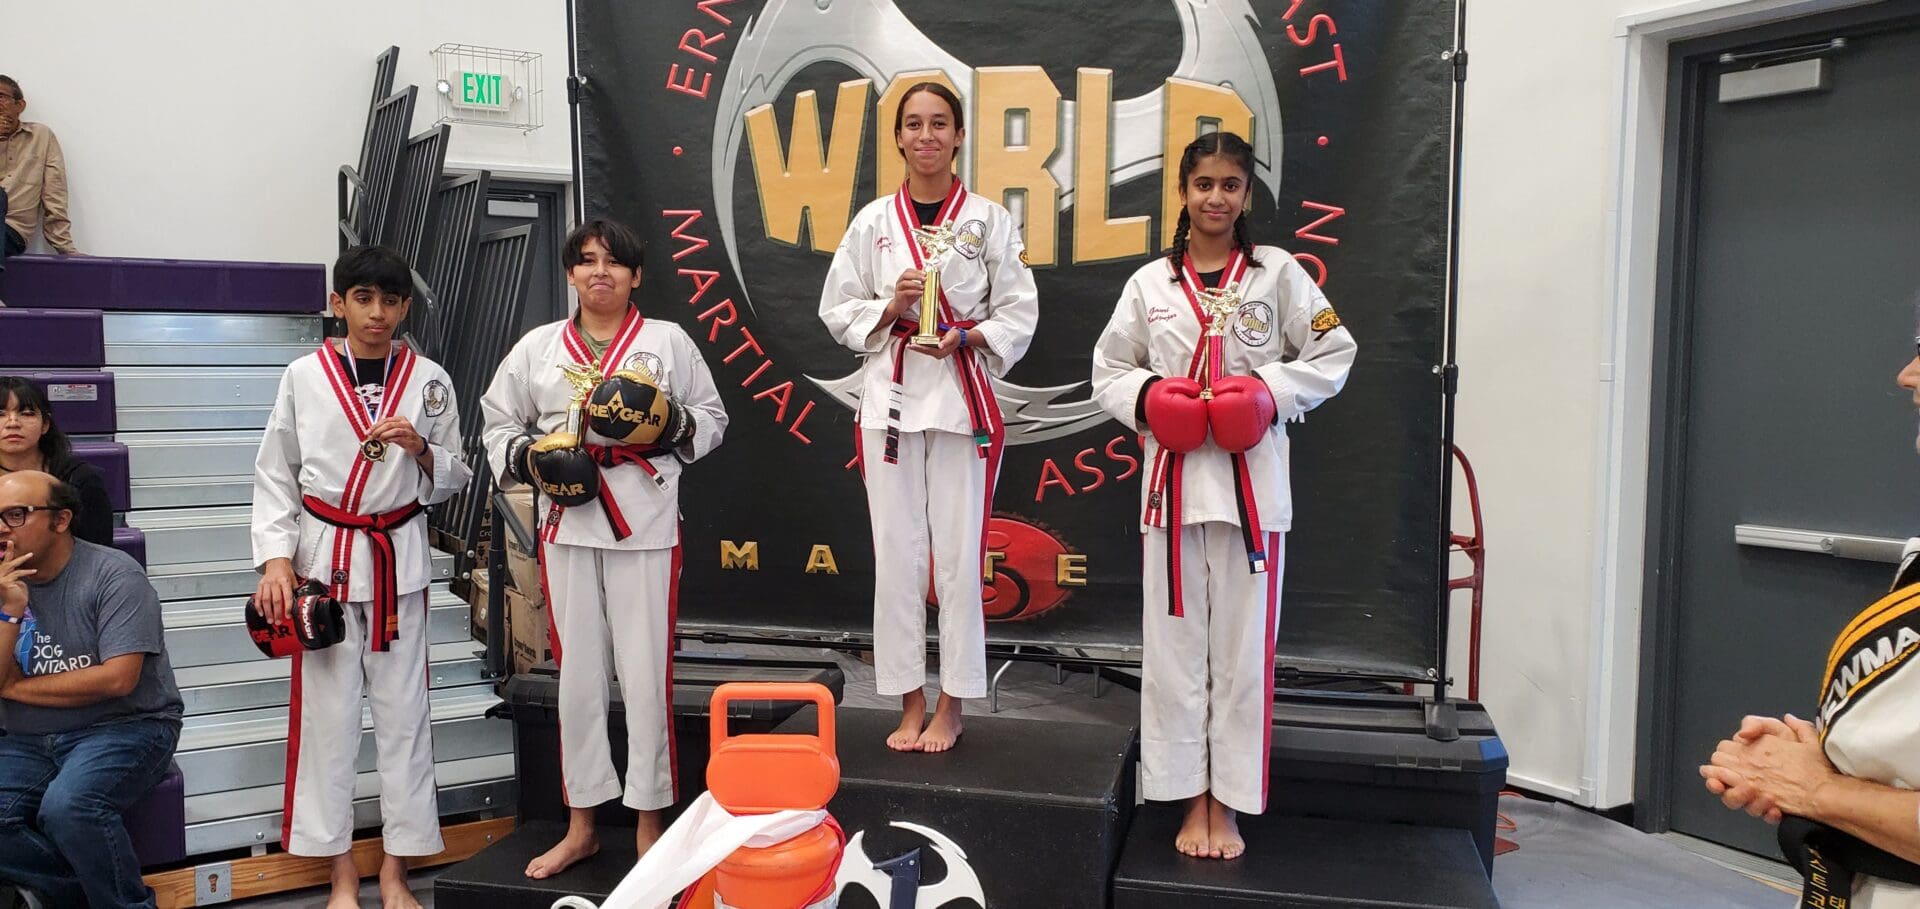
left=528, top=432, right=601, bottom=507
left=245, top=579, right=345, bottom=658
left=505, top=431, right=539, bottom=486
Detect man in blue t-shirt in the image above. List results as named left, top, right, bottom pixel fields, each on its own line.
left=0, top=470, right=182, bottom=909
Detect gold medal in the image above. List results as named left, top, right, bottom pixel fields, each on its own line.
left=360, top=438, right=388, bottom=462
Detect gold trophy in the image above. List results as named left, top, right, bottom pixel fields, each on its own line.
left=549, top=362, right=604, bottom=446
left=910, top=222, right=959, bottom=346
left=1195, top=283, right=1243, bottom=400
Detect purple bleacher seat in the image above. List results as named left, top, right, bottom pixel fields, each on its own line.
left=22, top=371, right=116, bottom=435
left=111, top=526, right=146, bottom=569
left=69, top=441, right=130, bottom=512
left=124, top=761, right=185, bottom=868
left=0, top=254, right=324, bottom=314
left=0, top=309, right=105, bottom=368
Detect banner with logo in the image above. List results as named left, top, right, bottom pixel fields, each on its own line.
left=572, top=0, right=1456, bottom=678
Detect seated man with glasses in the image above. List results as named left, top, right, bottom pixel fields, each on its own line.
left=0, top=470, right=181, bottom=909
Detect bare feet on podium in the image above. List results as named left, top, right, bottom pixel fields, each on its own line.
left=1208, top=794, right=1245, bottom=860
left=889, top=689, right=929, bottom=751
left=1175, top=794, right=1214, bottom=858
left=635, top=809, right=664, bottom=859
left=917, top=692, right=964, bottom=753
left=324, top=853, right=362, bottom=909
left=378, top=853, right=423, bottom=909
left=526, top=807, right=601, bottom=879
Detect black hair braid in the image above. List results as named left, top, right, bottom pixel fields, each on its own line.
left=1233, top=214, right=1263, bottom=269
left=1165, top=209, right=1194, bottom=282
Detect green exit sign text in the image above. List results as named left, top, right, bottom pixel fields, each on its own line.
left=453, top=71, right=513, bottom=111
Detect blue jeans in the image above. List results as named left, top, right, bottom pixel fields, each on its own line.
left=0, top=718, right=179, bottom=909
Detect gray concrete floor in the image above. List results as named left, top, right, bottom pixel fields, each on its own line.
left=228, top=645, right=1797, bottom=908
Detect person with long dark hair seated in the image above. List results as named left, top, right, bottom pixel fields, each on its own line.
left=0, top=377, right=113, bottom=547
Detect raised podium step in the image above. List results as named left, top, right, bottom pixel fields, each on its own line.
left=434, top=819, right=635, bottom=909
left=103, top=311, right=322, bottom=366
left=0, top=254, right=323, bottom=314
left=777, top=705, right=1137, bottom=909
left=1112, top=807, right=1501, bottom=908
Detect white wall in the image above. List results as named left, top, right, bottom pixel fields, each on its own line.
left=3, top=1, right=571, bottom=266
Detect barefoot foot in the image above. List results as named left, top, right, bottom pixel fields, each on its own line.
left=636, top=809, right=664, bottom=860
left=1208, top=795, right=1245, bottom=861
left=916, top=695, right=964, bottom=753
left=1175, top=795, right=1213, bottom=858
left=525, top=826, right=599, bottom=879
left=378, top=854, right=421, bottom=909
left=888, top=690, right=929, bottom=752
left=326, top=853, right=362, bottom=909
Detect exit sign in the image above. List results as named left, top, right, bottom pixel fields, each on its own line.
left=452, top=71, right=513, bottom=111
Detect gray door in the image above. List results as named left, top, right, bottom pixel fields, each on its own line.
left=475, top=178, right=568, bottom=333
left=1650, top=14, right=1920, bottom=857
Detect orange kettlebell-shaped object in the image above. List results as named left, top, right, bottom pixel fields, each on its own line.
left=706, top=683, right=842, bottom=909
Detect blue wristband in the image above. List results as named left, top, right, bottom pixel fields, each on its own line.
left=959, top=327, right=969, bottom=349
left=0, top=611, right=21, bottom=625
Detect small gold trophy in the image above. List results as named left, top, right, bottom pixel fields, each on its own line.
left=1196, top=283, right=1243, bottom=400
left=910, top=222, right=959, bottom=346
left=549, top=362, right=603, bottom=447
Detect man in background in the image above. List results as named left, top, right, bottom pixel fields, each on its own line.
left=0, top=75, right=80, bottom=270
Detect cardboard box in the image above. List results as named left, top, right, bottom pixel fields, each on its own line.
left=466, top=568, right=491, bottom=636
left=505, top=536, right=544, bottom=602
left=503, top=489, right=539, bottom=541
left=507, top=585, right=551, bottom=675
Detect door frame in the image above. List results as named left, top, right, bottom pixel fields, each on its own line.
left=1626, top=0, right=1920, bottom=832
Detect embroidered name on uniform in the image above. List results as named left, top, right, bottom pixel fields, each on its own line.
left=1819, top=583, right=1920, bottom=733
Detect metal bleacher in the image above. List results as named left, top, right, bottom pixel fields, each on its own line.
left=0, top=46, right=537, bottom=870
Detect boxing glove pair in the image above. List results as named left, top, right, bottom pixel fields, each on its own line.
left=245, top=579, right=346, bottom=658
left=1141, top=375, right=1276, bottom=454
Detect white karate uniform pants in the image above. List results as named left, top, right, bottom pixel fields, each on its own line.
left=541, top=540, right=679, bottom=811
left=1141, top=522, right=1285, bottom=815
left=861, top=428, right=990, bottom=699
left=284, top=589, right=443, bottom=856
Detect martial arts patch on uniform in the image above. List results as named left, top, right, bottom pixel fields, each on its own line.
left=1818, top=583, right=1920, bottom=735
left=624, top=351, right=665, bottom=383
left=1311, top=306, right=1343, bottom=339
left=954, top=219, right=987, bottom=259
left=422, top=379, right=450, bottom=417
left=1235, top=301, right=1275, bottom=346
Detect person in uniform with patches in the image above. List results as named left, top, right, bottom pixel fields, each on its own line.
left=818, top=82, right=1039, bottom=754
left=1091, top=132, right=1356, bottom=860
left=1700, top=336, right=1920, bottom=908
left=251, top=245, right=471, bottom=909
left=480, top=219, right=727, bottom=877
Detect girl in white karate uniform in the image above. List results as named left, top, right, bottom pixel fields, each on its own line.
left=818, top=82, right=1038, bottom=753
left=1092, top=132, right=1355, bottom=859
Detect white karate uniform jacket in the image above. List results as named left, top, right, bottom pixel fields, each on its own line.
left=1091, top=246, right=1358, bottom=531
left=251, top=343, right=471, bottom=596
left=479, top=312, right=728, bottom=550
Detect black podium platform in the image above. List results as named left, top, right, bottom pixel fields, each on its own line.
left=776, top=705, right=1137, bottom=909
left=1112, top=804, right=1502, bottom=908
left=505, top=652, right=845, bottom=828
left=434, top=820, right=635, bottom=909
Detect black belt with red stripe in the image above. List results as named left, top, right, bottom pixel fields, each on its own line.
left=883, top=318, right=992, bottom=464
left=301, top=495, right=423, bottom=652
left=570, top=443, right=664, bottom=543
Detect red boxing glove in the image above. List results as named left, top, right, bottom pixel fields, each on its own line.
left=1207, top=375, right=1277, bottom=453
left=1143, top=377, right=1210, bottom=453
